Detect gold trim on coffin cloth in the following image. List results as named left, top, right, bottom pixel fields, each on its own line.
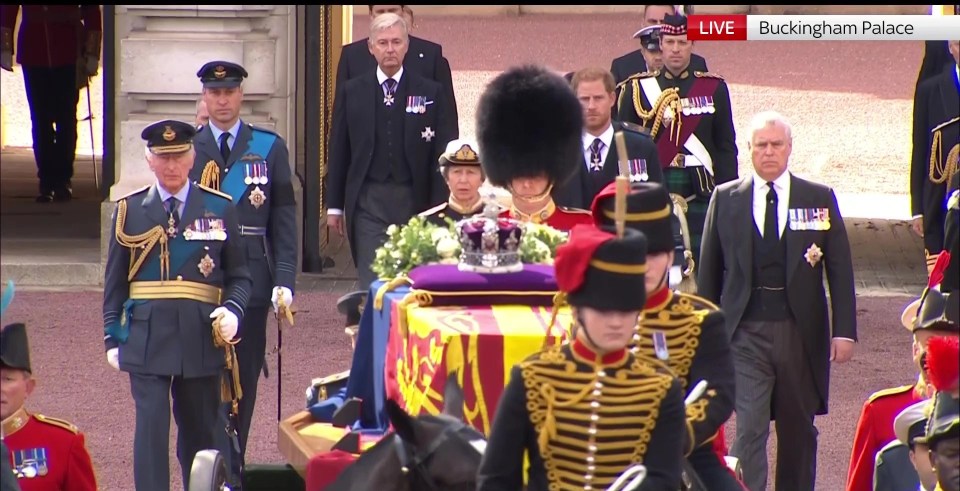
left=129, top=280, right=222, bottom=304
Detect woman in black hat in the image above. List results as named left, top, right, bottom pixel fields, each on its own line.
left=477, top=224, right=685, bottom=491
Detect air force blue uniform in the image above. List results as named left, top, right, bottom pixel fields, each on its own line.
left=103, top=120, right=252, bottom=490
left=190, top=60, right=299, bottom=482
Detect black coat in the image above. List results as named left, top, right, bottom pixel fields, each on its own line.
left=190, top=122, right=298, bottom=307
left=327, top=70, right=456, bottom=263
left=552, top=120, right=664, bottom=209
left=698, top=174, right=857, bottom=415
left=911, top=66, right=959, bottom=255
left=336, top=35, right=458, bottom=137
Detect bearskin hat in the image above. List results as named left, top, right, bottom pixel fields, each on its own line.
left=475, top=64, right=583, bottom=189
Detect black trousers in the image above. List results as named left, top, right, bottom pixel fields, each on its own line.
left=22, top=64, right=80, bottom=193
left=217, top=305, right=270, bottom=484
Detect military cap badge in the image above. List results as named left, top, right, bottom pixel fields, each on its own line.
left=454, top=144, right=478, bottom=162
left=214, top=65, right=227, bottom=79
left=162, top=126, right=176, bottom=142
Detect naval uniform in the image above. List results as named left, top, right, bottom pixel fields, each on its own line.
left=617, top=68, right=738, bottom=263
left=499, top=200, right=593, bottom=232
left=103, top=178, right=252, bottom=490
left=477, top=340, right=685, bottom=491
left=418, top=198, right=483, bottom=228
left=2, top=408, right=96, bottom=491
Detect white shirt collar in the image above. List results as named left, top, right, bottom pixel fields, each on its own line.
left=582, top=123, right=614, bottom=151
left=210, top=119, right=242, bottom=145
left=377, top=66, right=404, bottom=86
left=753, top=169, right=791, bottom=195
left=156, top=181, right=190, bottom=205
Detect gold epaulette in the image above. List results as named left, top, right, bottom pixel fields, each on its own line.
left=418, top=202, right=447, bottom=217
left=694, top=71, right=724, bottom=79
left=931, top=116, right=960, bottom=133
left=116, top=185, right=150, bottom=201
left=675, top=291, right=720, bottom=311
left=617, top=71, right=658, bottom=89
left=198, top=184, right=231, bottom=201
left=34, top=414, right=79, bottom=434
left=866, top=384, right=913, bottom=403
left=559, top=206, right=591, bottom=215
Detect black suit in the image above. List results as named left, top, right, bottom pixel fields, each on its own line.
left=610, top=49, right=708, bottom=85
left=328, top=69, right=454, bottom=288
left=911, top=66, right=959, bottom=258
left=336, top=35, right=458, bottom=137
left=553, top=121, right=664, bottom=209
left=698, top=173, right=857, bottom=491
left=916, top=41, right=954, bottom=88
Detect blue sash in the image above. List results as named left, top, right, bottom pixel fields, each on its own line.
left=221, top=130, right=278, bottom=205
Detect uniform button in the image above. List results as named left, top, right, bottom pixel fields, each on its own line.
left=177, top=275, right=183, bottom=281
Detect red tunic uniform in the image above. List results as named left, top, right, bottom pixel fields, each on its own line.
left=2, top=407, right=98, bottom=491
left=499, top=200, right=592, bottom=232
left=0, top=5, right=102, bottom=67
left=845, top=383, right=924, bottom=491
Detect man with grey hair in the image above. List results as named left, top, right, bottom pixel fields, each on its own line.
left=328, top=12, right=455, bottom=289
left=699, top=111, right=857, bottom=491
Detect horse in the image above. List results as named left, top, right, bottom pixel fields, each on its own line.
left=326, top=398, right=487, bottom=491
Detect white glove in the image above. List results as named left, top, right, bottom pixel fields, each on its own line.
left=0, top=51, right=12, bottom=72
left=106, top=348, right=120, bottom=371
left=272, top=286, right=293, bottom=312
left=210, top=306, right=238, bottom=342
left=84, top=56, right=98, bottom=77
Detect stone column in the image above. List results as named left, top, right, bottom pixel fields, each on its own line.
left=103, top=5, right=298, bottom=268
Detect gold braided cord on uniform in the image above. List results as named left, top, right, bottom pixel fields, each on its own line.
left=631, top=81, right=681, bottom=143
left=199, top=160, right=221, bottom=190
left=669, top=193, right=698, bottom=293
left=114, top=199, right=170, bottom=281
left=521, top=348, right=673, bottom=491
left=212, top=312, right=242, bottom=410
left=636, top=295, right=707, bottom=385
left=929, top=127, right=959, bottom=186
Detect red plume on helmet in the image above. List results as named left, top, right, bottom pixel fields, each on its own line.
left=925, top=335, right=960, bottom=392
left=928, top=251, right=951, bottom=289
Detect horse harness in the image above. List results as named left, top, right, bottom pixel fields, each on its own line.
left=391, top=418, right=480, bottom=490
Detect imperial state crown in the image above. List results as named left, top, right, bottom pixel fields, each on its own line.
left=457, top=193, right=523, bottom=273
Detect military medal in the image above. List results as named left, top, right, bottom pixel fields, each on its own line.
left=421, top=126, right=435, bottom=142
left=244, top=163, right=253, bottom=185
left=259, top=161, right=269, bottom=185
left=653, top=331, right=670, bottom=360
left=37, top=449, right=48, bottom=476
left=804, top=243, right=824, bottom=267
left=198, top=254, right=216, bottom=277
left=628, top=159, right=649, bottom=182
left=705, top=96, right=716, bottom=114
left=167, top=215, right=178, bottom=238
left=589, top=156, right=602, bottom=172
left=209, top=218, right=227, bottom=241
left=384, top=93, right=394, bottom=106
left=249, top=186, right=266, bottom=209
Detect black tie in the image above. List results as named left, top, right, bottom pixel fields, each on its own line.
left=764, top=182, right=778, bottom=246
left=219, top=132, right=231, bottom=163
left=589, top=138, right=604, bottom=172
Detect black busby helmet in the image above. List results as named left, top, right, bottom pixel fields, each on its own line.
left=475, top=64, right=583, bottom=189
left=916, top=391, right=959, bottom=447
left=591, top=181, right=675, bottom=253
left=0, top=323, right=31, bottom=373
left=913, top=287, right=959, bottom=334
left=197, top=60, right=248, bottom=89
left=555, top=225, right=648, bottom=312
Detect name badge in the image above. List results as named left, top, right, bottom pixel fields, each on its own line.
left=184, top=217, right=227, bottom=241
left=788, top=208, right=831, bottom=231
left=627, top=159, right=649, bottom=182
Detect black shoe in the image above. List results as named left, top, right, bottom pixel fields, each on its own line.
left=35, top=191, right=54, bottom=203
left=53, top=186, right=73, bottom=202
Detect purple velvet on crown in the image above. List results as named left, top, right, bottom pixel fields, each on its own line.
left=406, top=264, right=558, bottom=306
left=458, top=216, right=523, bottom=273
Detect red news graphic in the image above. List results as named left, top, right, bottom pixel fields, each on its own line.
left=687, top=14, right=748, bottom=41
